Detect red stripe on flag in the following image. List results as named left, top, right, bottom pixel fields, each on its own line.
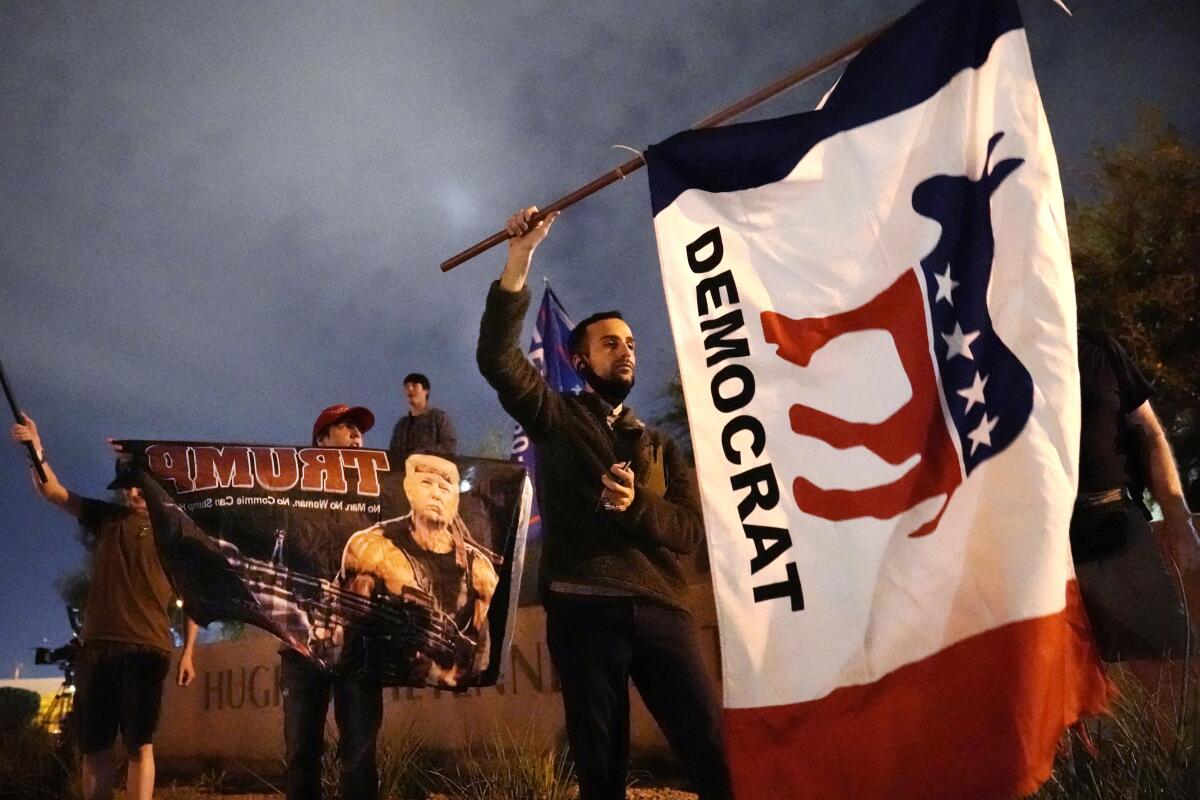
left=724, top=581, right=1108, bottom=800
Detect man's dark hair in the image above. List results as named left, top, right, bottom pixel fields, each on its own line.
left=403, top=373, right=430, bottom=391
left=568, top=311, right=625, bottom=357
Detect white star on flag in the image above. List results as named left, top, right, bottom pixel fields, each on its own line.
left=967, top=414, right=999, bottom=455
left=941, top=323, right=981, bottom=361
left=957, top=372, right=989, bottom=413
left=934, top=267, right=959, bottom=305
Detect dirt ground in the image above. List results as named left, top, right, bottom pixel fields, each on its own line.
left=157, top=791, right=697, bottom=800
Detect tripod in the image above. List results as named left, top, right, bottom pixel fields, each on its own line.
left=40, top=661, right=76, bottom=737
left=34, top=609, right=83, bottom=794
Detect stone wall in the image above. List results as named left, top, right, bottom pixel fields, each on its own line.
left=156, top=585, right=720, bottom=772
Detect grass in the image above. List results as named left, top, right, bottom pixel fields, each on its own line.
left=429, top=726, right=575, bottom=800
left=317, top=720, right=574, bottom=799
left=321, top=720, right=435, bottom=799
left=3, top=669, right=1195, bottom=799
left=1034, top=661, right=1199, bottom=799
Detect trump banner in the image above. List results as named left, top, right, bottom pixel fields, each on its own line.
left=646, top=0, right=1106, bottom=797
left=121, top=441, right=530, bottom=690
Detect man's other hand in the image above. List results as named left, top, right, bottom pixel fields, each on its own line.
left=1161, top=513, right=1200, bottom=574
left=177, top=652, right=196, bottom=686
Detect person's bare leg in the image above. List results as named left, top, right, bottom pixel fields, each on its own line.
left=1125, top=658, right=1192, bottom=748
left=82, top=750, right=117, bottom=800
left=125, top=743, right=155, bottom=800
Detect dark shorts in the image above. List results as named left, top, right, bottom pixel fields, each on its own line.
left=1072, top=501, right=1191, bottom=662
left=75, top=642, right=171, bottom=754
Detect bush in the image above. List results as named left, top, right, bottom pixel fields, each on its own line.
left=0, top=724, right=77, bottom=800
left=0, top=688, right=41, bottom=736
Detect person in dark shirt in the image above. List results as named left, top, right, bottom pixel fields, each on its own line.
left=477, top=206, right=731, bottom=800
left=388, top=373, right=457, bottom=462
left=1071, top=330, right=1198, bottom=662
left=10, top=413, right=198, bottom=800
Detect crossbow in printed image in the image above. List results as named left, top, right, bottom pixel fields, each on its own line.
left=138, top=462, right=500, bottom=689
left=339, top=453, right=502, bottom=688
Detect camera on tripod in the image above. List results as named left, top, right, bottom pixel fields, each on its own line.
left=34, top=606, right=83, bottom=672
left=34, top=640, right=80, bottom=667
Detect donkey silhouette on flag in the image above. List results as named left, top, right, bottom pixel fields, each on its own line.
left=762, top=132, right=1034, bottom=537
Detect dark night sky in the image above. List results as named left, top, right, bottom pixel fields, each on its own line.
left=2, top=0, right=1198, bottom=677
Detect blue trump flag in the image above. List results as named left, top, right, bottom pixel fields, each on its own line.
left=511, top=283, right=584, bottom=542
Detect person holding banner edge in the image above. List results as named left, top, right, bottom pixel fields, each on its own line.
left=9, top=413, right=199, bottom=800
left=477, top=207, right=731, bottom=800
left=278, top=402, right=384, bottom=800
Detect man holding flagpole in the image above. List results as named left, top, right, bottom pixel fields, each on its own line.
left=477, top=207, right=731, bottom=800
left=10, top=413, right=199, bottom=800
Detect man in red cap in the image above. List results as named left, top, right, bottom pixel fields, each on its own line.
left=281, top=403, right=383, bottom=800
left=311, top=403, right=375, bottom=448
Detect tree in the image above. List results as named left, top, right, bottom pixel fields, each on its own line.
left=471, top=423, right=516, bottom=460
left=656, top=372, right=693, bottom=463
left=1068, top=110, right=1200, bottom=506
left=54, top=565, right=90, bottom=617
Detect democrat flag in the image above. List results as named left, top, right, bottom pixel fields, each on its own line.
left=512, top=283, right=584, bottom=540
left=646, top=1, right=1106, bottom=798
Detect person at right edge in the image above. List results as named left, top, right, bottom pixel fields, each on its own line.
left=477, top=206, right=732, bottom=800
left=1071, top=329, right=1199, bottom=675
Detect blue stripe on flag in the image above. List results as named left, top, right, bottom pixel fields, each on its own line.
left=646, top=0, right=1023, bottom=216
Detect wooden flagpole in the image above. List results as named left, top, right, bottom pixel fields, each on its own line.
left=439, top=16, right=898, bottom=273
left=0, top=355, right=48, bottom=483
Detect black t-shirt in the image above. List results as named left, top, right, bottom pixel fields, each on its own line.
left=1077, top=331, right=1153, bottom=494
left=78, top=498, right=175, bottom=653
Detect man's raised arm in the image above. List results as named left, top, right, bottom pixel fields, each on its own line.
left=9, top=413, right=81, bottom=516
left=476, top=206, right=565, bottom=439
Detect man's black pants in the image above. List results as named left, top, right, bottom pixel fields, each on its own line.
left=280, top=651, right=383, bottom=800
left=546, top=594, right=731, bottom=800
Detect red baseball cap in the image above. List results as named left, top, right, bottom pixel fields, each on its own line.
left=311, top=404, right=375, bottom=445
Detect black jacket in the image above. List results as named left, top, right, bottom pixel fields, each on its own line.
left=477, top=281, right=703, bottom=610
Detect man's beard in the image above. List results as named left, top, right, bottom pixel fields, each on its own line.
left=581, top=363, right=635, bottom=406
